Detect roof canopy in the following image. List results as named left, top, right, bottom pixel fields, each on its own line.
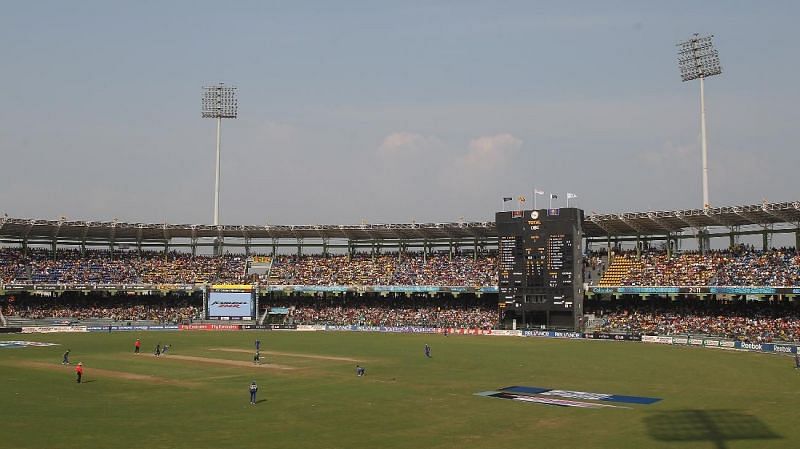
left=583, top=201, right=800, bottom=237
left=1, top=201, right=797, bottom=243
left=0, top=219, right=496, bottom=242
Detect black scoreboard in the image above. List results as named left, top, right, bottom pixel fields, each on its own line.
left=496, top=208, right=584, bottom=330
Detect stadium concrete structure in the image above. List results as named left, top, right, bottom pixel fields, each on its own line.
left=1, top=200, right=798, bottom=290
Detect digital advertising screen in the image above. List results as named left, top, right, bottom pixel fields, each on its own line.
left=207, top=290, right=254, bottom=320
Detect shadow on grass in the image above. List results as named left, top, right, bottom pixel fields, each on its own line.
left=643, top=409, right=780, bottom=449
left=81, top=380, right=97, bottom=383
left=255, top=399, right=267, bottom=404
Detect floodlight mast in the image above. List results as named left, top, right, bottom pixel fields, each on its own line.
left=202, top=84, right=238, bottom=228
left=678, top=34, right=722, bottom=210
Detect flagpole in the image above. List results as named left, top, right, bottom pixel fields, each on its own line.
left=566, top=193, right=577, bottom=208
left=533, top=188, right=537, bottom=210
left=549, top=194, right=553, bottom=209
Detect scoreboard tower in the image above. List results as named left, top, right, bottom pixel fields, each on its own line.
left=496, top=208, right=584, bottom=330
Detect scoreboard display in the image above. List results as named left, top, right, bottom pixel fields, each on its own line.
left=496, top=208, right=584, bottom=329
left=206, top=284, right=256, bottom=320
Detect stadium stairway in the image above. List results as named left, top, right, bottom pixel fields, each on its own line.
left=584, top=256, right=606, bottom=286
left=247, top=256, right=273, bottom=278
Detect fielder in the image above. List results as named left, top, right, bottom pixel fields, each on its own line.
left=249, top=381, right=259, bottom=404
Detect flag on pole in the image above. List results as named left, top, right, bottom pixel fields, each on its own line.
left=534, top=189, right=544, bottom=195
left=502, top=197, right=513, bottom=202
left=550, top=194, right=558, bottom=199
left=567, top=193, right=577, bottom=199
left=518, top=196, right=526, bottom=203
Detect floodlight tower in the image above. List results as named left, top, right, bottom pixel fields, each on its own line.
left=677, top=34, right=722, bottom=210
left=202, top=83, right=238, bottom=226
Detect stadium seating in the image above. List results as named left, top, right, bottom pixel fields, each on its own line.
left=0, top=249, right=497, bottom=287
left=598, top=249, right=799, bottom=286
left=597, top=255, right=641, bottom=287
left=2, top=249, right=248, bottom=285
left=587, top=297, right=800, bottom=342
left=7, top=294, right=200, bottom=323
left=3, top=248, right=800, bottom=287
left=267, top=254, right=497, bottom=287
left=272, top=295, right=497, bottom=329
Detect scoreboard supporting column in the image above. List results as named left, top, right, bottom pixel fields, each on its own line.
left=496, top=208, right=584, bottom=330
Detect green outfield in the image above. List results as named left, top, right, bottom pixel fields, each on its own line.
left=1, top=331, right=798, bottom=449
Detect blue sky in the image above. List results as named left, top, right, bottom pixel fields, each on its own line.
left=1, top=1, right=798, bottom=225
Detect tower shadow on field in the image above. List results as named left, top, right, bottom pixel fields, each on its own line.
left=643, top=409, right=780, bottom=449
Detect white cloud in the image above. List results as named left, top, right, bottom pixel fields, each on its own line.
left=378, top=132, right=442, bottom=156
left=461, top=133, right=522, bottom=170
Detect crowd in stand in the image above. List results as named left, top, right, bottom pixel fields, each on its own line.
left=1, top=292, right=496, bottom=329
left=587, top=297, right=800, bottom=342
left=267, top=254, right=496, bottom=287
left=0, top=249, right=247, bottom=285
left=270, top=295, right=498, bottom=329
left=0, top=248, right=27, bottom=284
left=5, top=247, right=797, bottom=288
left=269, top=255, right=396, bottom=286
left=4, top=246, right=800, bottom=288
left=712, top=248, right=800, bottom=286
left=390, top=255, right=496, bottom=287
left=603, top=247, right=800, bottom=287
left=0, top=248, right=497, bottom=287
left=7, top=294, right=201, bottom=323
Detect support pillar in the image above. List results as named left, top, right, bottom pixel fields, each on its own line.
left=795, top=228, right=800, bottom=252
left=697, top=229, right=709, bottom=254
left=666, top=234, right=672, bottom=258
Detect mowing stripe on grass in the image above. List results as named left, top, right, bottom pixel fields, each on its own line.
left=159, top=354, right=296, bottom=370
left=7, top=360, right=201, bottom=387
left=209, top=347, right=362, bottom=362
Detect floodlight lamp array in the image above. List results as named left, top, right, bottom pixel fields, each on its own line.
left=202, top=84, right=238, bottom=119
left=677, top=34, right=722, bottom=82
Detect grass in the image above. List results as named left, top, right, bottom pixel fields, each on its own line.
left=1, top=331, right=798, bottom=449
